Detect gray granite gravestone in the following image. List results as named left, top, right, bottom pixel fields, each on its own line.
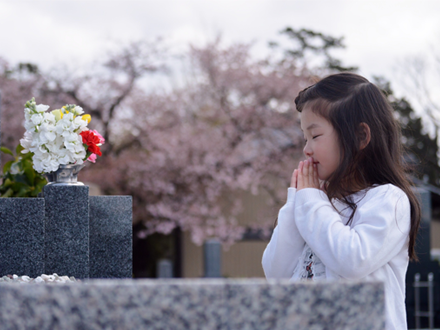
left=0, top=279, right=386, bottom=330
left=43, top=184, right=90, bottom=278
left=157, top=259, right=173, bottom=278
left=204, top=238, right=222, bottom=277
left=89, top=196, right=132, bottom=278
left=0, top=198, right=45, bottom=277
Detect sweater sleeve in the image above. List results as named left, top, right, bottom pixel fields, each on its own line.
left=262, top=188, right=306, bottom=279
left=294, top=185, right=411, bottom=280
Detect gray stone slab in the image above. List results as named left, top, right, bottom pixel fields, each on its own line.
left=226, top=279, right=385, bottom=330
left=89, top=196, right=132, bottom=278
left=0, top=279, right=385, bottom=330
left=0, top=198, right=45, bottom=277
left=43, top=185, right=89, bottom=278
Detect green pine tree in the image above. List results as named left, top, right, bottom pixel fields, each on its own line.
left=375, top=76, right=440, bottom=187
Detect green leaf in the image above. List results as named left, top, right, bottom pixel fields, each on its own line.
left=2, top=178, right=13, bottom=188
left=12, top=174, right=28, bottom=185
left=3, top=160, right=13, bottom=174
left=16, top=186, right=31, bottom=197
left=1, top=188, right=14, bottom=198
left=21, top=152, right=33, bottom=161
left=0, top=142, right=46, bottom=197
left=0, top=147, right=14, bottom=157
left=35, top=180, right=47, bottom=192
left=23, top=161, right=36, bottom=184
left=15, top=144, right=24, bottom=155
left=35, top=175, right=48, bottom=184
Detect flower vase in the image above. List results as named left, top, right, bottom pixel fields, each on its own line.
left=44, top=163, right=87, bottom=186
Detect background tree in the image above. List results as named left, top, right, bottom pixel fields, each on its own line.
left=268, top=27, right=358, bottom=74
left=0, top=37, right=309, bottom=246
left=396, top=54, right=440, bottom=132
left=375, top=76, right=440, bottom=187
left=80, top=38, right=309, bottom=245
left=0, top=59, right=44, bottom=151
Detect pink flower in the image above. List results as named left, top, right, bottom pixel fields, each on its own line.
left=87, top=153, right=97, bottom=163
left=91, top=130, right=105, bottom=144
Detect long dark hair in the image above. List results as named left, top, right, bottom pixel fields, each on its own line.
left=295, top=72, right=421, bottom=261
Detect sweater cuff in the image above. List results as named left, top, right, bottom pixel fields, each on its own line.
left=287, top=187, right=296, bottom=203
left=296, top=188, right=328, bottom=204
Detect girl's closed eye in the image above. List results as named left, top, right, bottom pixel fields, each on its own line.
left=304, top=134, right=321, bottom=142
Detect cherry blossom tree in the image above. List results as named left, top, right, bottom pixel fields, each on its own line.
left=0, top=59, right=44, bottom=151
left=1, top=37, right=310, bottom=245
left=83, top=38, right=309, bottom=245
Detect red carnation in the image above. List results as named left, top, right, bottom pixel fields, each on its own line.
left=80, top=131, right=102, bottom=156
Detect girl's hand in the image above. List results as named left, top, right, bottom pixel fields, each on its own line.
left=297, top=157, right=320, bottom=191
left=290, top=169, right=298, bottom=188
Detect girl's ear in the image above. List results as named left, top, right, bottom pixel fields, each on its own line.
left=358, top=122, right=371, bottom=150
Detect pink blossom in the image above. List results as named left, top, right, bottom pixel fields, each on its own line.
left=87, top=153, right=97, bottom=163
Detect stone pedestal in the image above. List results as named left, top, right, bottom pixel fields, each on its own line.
left=0, top=184, right=132, bottom=279
left=0, top=198, right=45, bottom=277
left=0, top=279, right=385, bottom=330
left=43, top=185, right=90, bottom=278
left=89, top=196, right=132, bottom=278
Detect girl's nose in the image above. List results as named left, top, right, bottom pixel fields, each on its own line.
left=303, top=144, right=313, bottom=157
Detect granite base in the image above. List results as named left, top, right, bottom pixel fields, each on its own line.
left=89, top=196, right=132, bottom=278
left=0, top=198, right=45, bottom=277
left=0, top=279, right=385, bottom=330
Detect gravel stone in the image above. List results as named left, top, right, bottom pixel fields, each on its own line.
left=0, top=274, right=79, bottom=283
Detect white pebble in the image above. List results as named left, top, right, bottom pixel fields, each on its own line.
left=0, top=273, right=78, bottom=283
left=21, top=276, right=31, bottom=282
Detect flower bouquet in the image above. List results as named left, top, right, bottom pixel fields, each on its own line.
left=20, top=98, right=105, bottom=178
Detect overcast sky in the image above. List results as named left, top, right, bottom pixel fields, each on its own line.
left=1, top=0, right=440, bottom=105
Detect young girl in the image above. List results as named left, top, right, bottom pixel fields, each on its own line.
left=262, top=72, right=421, bottom=330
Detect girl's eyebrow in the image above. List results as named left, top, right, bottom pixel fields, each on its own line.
left=304, top=123, right=320, bottom=131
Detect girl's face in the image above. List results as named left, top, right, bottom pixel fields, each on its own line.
left=300, top=105, right=341, bottom=181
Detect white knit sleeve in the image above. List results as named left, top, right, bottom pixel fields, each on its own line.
left=294, top=185, right=411, bottom=279
left=262, top=188, right=306, bottom=279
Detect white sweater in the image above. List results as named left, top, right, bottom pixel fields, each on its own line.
left=262, top=184, right=411, bottom=330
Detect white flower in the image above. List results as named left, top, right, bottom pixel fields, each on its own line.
left=20, top=131, right=33, bottom=154
left=57, top=149, right=73, bottom=165
left=30, top=114, right=43, bottom=126
left=74, top=106, right=84, bottom=115
left=35, top=104, right=50, bottom=113
left=73, top=116, right=88, bottom=131
left=43, top=112, right=56, bottom=124
left=35, top=153, right=59, bottom=173
left=20, top=98, right=97, bottom=173
left=39, top=123, right=57, bottom=143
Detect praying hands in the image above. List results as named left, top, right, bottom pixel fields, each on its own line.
left=290, top=157, right=320, bottom=191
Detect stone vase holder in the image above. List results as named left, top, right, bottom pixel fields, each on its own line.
left=0, top=185, right=132, bottom=279
left=43, top=163, right=87, bottom=186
